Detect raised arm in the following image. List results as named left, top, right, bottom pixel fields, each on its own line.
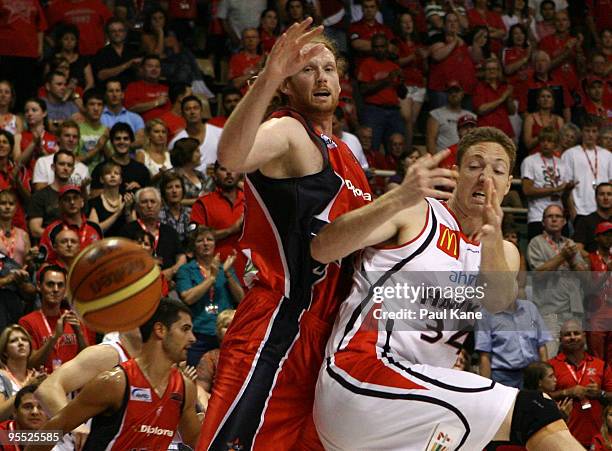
left=217, top=18, right=326, bottom=173
left=311, top=151, right=457, bottom=264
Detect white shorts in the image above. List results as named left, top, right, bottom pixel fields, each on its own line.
left=403, top=86, right=426, bottom=103
left=314, top=357, right=518, bottom=450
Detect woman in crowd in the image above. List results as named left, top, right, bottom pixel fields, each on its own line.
left=558, top=123, right=581, bottom=154
left=396, top=12, right=428, bottom=151
left=170, top=137, right=210, bottom=205
left=175, top=226, right=243, bottom=366
left=17, top=98, right=58, bottom=180
left=502, top=24, right=532, bottom=96
left=88, top=162, right=133, bottom=237
left=0, top=81, right=23, bottom=147
left=259, top=8, right=280, bottom=53
left=0, top=133, right=30, bottom=230
left=592, top=404, right=612, bottom=451
left=159, top=171, right=191, bottom=242
left=0, top=189, right=31, bottom=267
left=0, top=325, right=45, bottom=420
left=49, top=24, right=94, bottom=92
left=136, top=119, right=173, bottom=182
left=523, top=361, right=573, bottom=419
left=522, top=87, right=564, bottom=154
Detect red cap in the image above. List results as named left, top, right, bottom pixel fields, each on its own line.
left=457, top=114, right=477, bottom=129
left=585, top=75, right=604, bottom=87
left=595, top=222, right=612, bottom=235
left=446, top=80, right=463, bottom=91
left=58, top=184, right=81, bottom=197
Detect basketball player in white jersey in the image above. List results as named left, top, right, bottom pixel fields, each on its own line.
left=311, top=127, right=583, bottom=450
left=35, top=329, right=141, bottom=450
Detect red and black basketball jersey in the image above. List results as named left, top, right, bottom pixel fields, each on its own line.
left=83, top=359, right=184, bottom=451
left=240, top=107, right=372, bottom=322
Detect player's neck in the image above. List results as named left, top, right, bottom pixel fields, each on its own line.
left=306, top=113, right=333, bottom=137
left=447, top=197, right=482, bottom=237
left=120, top=332, right=142, bottom=357
left=136, top=347, right=173, bottom=388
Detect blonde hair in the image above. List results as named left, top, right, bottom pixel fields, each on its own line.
left=144, top=118, right=168, bottom=147
left=216, top=309, right=235, bottom=340
left=0, top=325, right=33, bottom=365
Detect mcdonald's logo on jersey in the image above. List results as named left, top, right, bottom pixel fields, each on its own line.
left=437, top=224, right=459, bottom=259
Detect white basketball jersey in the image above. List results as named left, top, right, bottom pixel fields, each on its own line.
left=327, top=198, right=483, bottom=368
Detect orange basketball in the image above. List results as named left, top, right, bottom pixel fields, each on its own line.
left=68, top=238, right=162, bottom=333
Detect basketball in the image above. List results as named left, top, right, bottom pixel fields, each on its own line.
left=67, top=237, right=162, bottom=333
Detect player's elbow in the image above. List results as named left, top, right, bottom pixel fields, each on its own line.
left=310, top=237, right=335, bottom=265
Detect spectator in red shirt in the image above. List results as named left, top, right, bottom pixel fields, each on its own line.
left=349, top=0, right=396, bottom=65
left=467, top=0, right=507, bottom=55
left=357, top=33, right=406, bottom=154
left=591, top=404, right=612, bottom=451
left=473, top=58, right=516, bottom=139
left=19, top=265, right=91, bottom=374
left=38, top=185, right=102, bottom=265
left=396, top=11, right=428, bottom=151
left=502, top=24, right=533, bottom=96
left=0, top=0, right=46, bottom=109
left=578, top=77, right=612, bottom=125
left=520, top=50, right=572, bottom=122
left=539, top=10, right=584, bottom=93
left=428, top=12, right=484, bottom=109
left=259, top=8, right=279, bottom=53
left=45, top=0, right=112, bottom=56
left=190, top=161, right=245, bottom=281
left=535, top=0, right=556, bottom=41
left=548, top=319, right=612, bottom=447
left=587, top=0, right=612, bottom=43
left=124, top=55, right=170, bottom=123
left=208, top=87, right=242, bottom=129
left=229, top=28, right=264, bottom=92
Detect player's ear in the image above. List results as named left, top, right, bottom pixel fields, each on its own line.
left=504, top=175, right=513, bottom=195
left=279, top=79, right=290, bottom=95
left=153, top=321, right=167, bottom=339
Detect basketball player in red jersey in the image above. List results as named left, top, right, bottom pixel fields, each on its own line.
left=34, top=329, right=141, bottom=449
left=27, top=298, right=201, bottom=451
left=311, top=127, right=583, bottom=449
left=198, top=18, right=371, bottom=451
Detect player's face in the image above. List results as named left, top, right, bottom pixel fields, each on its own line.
left=596, top=185, right=612, bottom=210
left=539, top=368, right=557, bottom=393
left=5, top=331, right=30, bottom=361
left=15, top=394, right=46, bottom=430
left=162, top=312, right=196, bottom=363
left=40, top=271, right=66, bottom=306
left=284, top=47, right=340, bottom=116
left=455, top=143, right=512, bottom=212
left=0, top=194, right=16, bottom=221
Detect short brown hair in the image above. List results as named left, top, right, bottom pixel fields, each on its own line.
left=538, top=126, right=559, bottom=144
left=457, top=127, right=516, bottom=173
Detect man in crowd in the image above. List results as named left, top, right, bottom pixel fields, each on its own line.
left=426, top=81, right=476, bottom=155
left=208, top=87, right=242, bottom=128
left=158, top=83, right=192, bottom=140
left=349, top=0, right=395, bottom=62
left=527, top=204, right=588, bottom=355
left=28, top=149, right=77, bottom=238
left=43, top=72, right=79, bottom=128
left=78, top=89, right=108, bottom=170
left=578, top=77, right=611, bottom=125
left=32, top=121, right=89, bottom=192
left=124, top=55, right=171, bottom=123
left=473, top=58, right=515, bottom=140
left=169, top=95, right=222, bottom=172
left=92, top=18, right=141, bottom=86
left=19, top=266, right=92, bottom=374
left=100, top=78, right=145, bottom=137
left=574, top=182, right=611, bottom=253
left=521, top=127, right=573, bottom=239
left=0, top=386, right=47, bottom=441
left=562, top=117, right=612, bottom=222
left=216, top=0, right=267, bottom=49
left=357, top=33, right=405, bottom=154
left=229, top=28, right=264, bottom=91
left=548, top=319, right=612, bottom=448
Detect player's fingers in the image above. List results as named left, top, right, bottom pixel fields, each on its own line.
left=429, top=177, right=456, bottom=189
left=425, top=189, right=453, bottom=200
left=429, top=167, right=458, bottom=180
left=426, top=148, right=452, bottom=168
left=295, top=24, right=324, bottom=47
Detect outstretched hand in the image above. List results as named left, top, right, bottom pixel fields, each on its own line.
left=264, top=18, right=325, bottom=83
left=398, top=149, right=458, bottom=206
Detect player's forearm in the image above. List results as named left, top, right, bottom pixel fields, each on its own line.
left=478, top=352, right=492, bottom=378
left=217, top=69, right=282, bottom=171
left=25, top=416, right=70, bottom=451
left=479, top=236, right=515, bottom=313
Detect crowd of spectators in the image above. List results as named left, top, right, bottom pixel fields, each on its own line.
left=0, top=0, right=610, bottom=447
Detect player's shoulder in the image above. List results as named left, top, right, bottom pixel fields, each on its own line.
left=93, top=365, right=127, bottom=391
left=260, top=115, right=311, bottom=144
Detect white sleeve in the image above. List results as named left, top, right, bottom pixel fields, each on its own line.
left=32, top=157, right=52, bottom=184
left=560, top=149, right=574, bottom=181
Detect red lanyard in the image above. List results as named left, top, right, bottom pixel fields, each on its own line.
left=564, top=360, right=588, bottom=385
left=581, top=146, right=598, bottom=181
left=136, top=219, right=160, bottom=252
left=540, top=154, right=558, bottom=185
left=0, top=228, right=16, bottom=259
left=39, top=311, right=61, bottom=354
left=543, top=233, right=562, bottom=254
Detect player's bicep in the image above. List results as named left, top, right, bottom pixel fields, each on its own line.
left=240, top=118, right=292, bottom=173
left=178, top=378, right=200, bottom=447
